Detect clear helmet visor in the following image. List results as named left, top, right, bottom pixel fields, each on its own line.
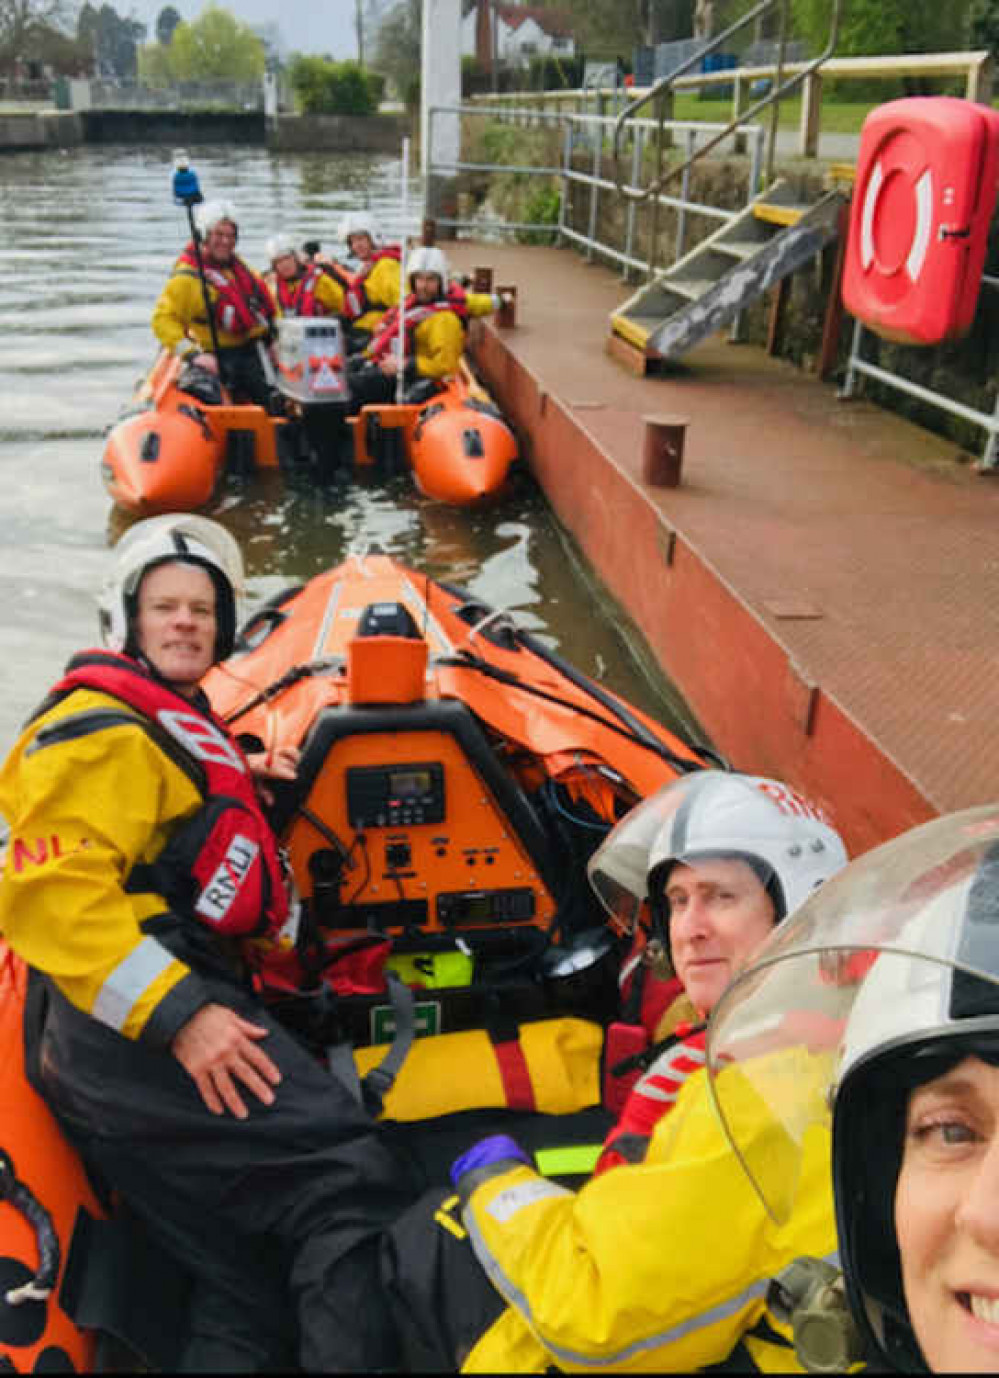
left=706, top=803, right=999, bottom=1225
left=586, top=774, right=708, bottom=935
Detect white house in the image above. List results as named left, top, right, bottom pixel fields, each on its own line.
left=460, top=2, right=577, bottom=66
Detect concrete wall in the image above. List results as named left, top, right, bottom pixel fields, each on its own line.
left=81, top=110, right=265, bottom=144
left=268, top=113, right=409, bottom=153
left=0, top=112, right=82, bottom=152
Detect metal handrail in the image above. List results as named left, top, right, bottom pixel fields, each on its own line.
left=611, top=0, right=843, bottom=204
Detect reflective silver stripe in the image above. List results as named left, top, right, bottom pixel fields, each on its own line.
left=91, top=937, right=177, bottom=1031
left=466, top=1177, right=838, bottom=1373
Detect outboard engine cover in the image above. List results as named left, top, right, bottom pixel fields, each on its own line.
left=274, top=317, right=350, bottom=406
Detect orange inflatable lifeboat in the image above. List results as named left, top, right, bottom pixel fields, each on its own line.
left=102, top=352, right=516, bottom=513
left=843, top=96, right=999, bottom=344
left=0, top=946, right=101, bottom=1373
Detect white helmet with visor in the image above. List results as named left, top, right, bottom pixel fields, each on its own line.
left=587, top=770, right=846, bottom=951
left=705, top=803, right=999, bottom=1372
left=99, top=515, right=245, bottom=661
left=195, top=200, right=239, bottom=240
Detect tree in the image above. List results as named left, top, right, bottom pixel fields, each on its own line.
left=791, top=0, right=971, bottom=57
left=969, top=0, right=999, bottom=56
left=155, top=3, right=181, bottom=46
left=0, top=0, right=71, bottom=73
left=164, top=4, right=265, bottom=80
left=288, top=53, right=381, bottom=113
left=370, top=0, right=419, bottom=102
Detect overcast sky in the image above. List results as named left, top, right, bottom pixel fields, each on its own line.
left=122, top=0, right=359, bottom=60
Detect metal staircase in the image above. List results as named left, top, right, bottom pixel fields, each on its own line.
left=606, top=0, right=844, bottom=373
left=610, top=180, right=845, bottom=367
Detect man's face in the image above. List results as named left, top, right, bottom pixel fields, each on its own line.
left=413, top=271, right=442, bottom=305
left=135, top=562, right=217, bottom=697
left=205, top=220, right=237, bottom=264
left=667, top=858, right=776, bottom=1015
left=348, top=231, right=374, bottom=261
left=273, top=251, right=299, bottom=281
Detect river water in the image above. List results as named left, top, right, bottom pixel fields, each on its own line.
left=0, top=143, right=700, bottom=752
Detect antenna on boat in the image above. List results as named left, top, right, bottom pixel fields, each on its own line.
left=171, top=150, right=228, bottom=393
left=395, top=137, right=410, bottom=405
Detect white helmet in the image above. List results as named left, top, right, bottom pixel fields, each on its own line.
left=266, top=232, right=297, bottom=263
left=704, top=803, right=999, bottom=1372
left=338, top=211, right=377, bottom=245
left=195, top=199, right=239, bottom=239
left=408, top=245, right=448, bottom=291
left=99, top=515, right=245, bottom=661
left=587, top=770, right=846, bottom=945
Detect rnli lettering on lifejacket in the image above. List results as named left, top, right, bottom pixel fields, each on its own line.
left=158, top=709, right=248, bottom=772
left=195, top=834, right=261, bottom=925
left=842, top=96, right=999, bottom=345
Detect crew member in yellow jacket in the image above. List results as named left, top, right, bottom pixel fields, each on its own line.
left=151, top=200, right=277, bottom=407
left=381, top=771, right=849, bottom=1373
left=0, top=515, right=418, bottom=1370
left=263, top=232, right=346, bottom=318
left=337, top=210, right=402, bottom=341
left=347, top=246, right=498, bottom=409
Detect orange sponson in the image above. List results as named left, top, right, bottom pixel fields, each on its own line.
left=0, top=945, right=101, bottom=1372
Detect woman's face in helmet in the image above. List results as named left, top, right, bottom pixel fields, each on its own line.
left=666, top=858, right=776, bottom=1015
left=348, top=231, right=374, bottom=260
left=135, top=562, right=217, bottom=697
left=273, top=251, right=299, bottom=281
left=896, top=1055, right=999, bottom=1372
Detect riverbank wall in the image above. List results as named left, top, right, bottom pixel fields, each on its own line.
left=0, top=110, right=410, bottom=153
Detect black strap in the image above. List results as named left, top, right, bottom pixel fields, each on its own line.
left=610, top=1021, right=708, bottom=1079
left=0, top=1151, right=60, bottom=1303
left=360, top=972, right=416, bottom=1116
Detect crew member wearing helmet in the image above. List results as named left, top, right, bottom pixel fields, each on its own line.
left=264, top=232, right=345, bottom=318
left=382, top=771, right=849, bottom=1372
left=0, top=515, right=415, bottom=1370
left=335, top=210, right=401, bottom=341
left=151, top=200, right=278, bottom=408
left=348, top=246, right=499, bottom=410
left=706, top=803, right=999, bottom=1374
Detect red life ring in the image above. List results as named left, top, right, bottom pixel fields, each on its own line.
left=842, top=97, right=999, bottom=345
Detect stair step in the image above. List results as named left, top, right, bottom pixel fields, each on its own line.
left=753, top=201, right=811, bottom=228
left=714, top=239, right=765, bottom=261
left=667, top=277, right=724, bottom=301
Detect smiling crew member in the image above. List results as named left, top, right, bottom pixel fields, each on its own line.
left=0, top=515, right=415, bottom=1371
left=264, top=232, right=345, bottom=319
left=708, top=806, right=999, bottom=1375
left=151, top=200, right=277, bottom=407
left=383, top=771, right=849, bottom=1372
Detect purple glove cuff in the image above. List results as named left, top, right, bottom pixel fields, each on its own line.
left=450, top=1134, right=530, bottom=1188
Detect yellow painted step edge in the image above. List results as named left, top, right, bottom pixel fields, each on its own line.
left=752, top=202, right=806, bottom=227
left=611, top=314, right=651, bottom=350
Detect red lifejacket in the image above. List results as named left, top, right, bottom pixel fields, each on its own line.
left=177, top=244, right=276, bottom=338
left=367, top=285, right=469, bottom=364
left=342, top=244, right=401, bottom=321
left=275, top=264, right=328, bottom=318
left=594, top=1023, right=708, bottom=1175
left=49, top=651, right=289, bottom=940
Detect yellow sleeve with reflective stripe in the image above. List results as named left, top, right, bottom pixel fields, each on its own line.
left=462, top=1068, right=833, bottom=1371
left=414, top=311, right=465, bottom=379
left=0, top=690, right=203, bottom=1040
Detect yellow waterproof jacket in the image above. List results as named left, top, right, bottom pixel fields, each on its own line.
left=413, top=310, right=467, bottom=380
left=0, top=688, right=215, bottom=1046
left=459, top=1058, right=835, bottom=1373
left=151, top=259, right=273, bottom=356
left=353, top=254, right=401, bottom=334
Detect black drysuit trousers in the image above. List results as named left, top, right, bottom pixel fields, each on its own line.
left=37, top=975, right=420, bottom=1371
